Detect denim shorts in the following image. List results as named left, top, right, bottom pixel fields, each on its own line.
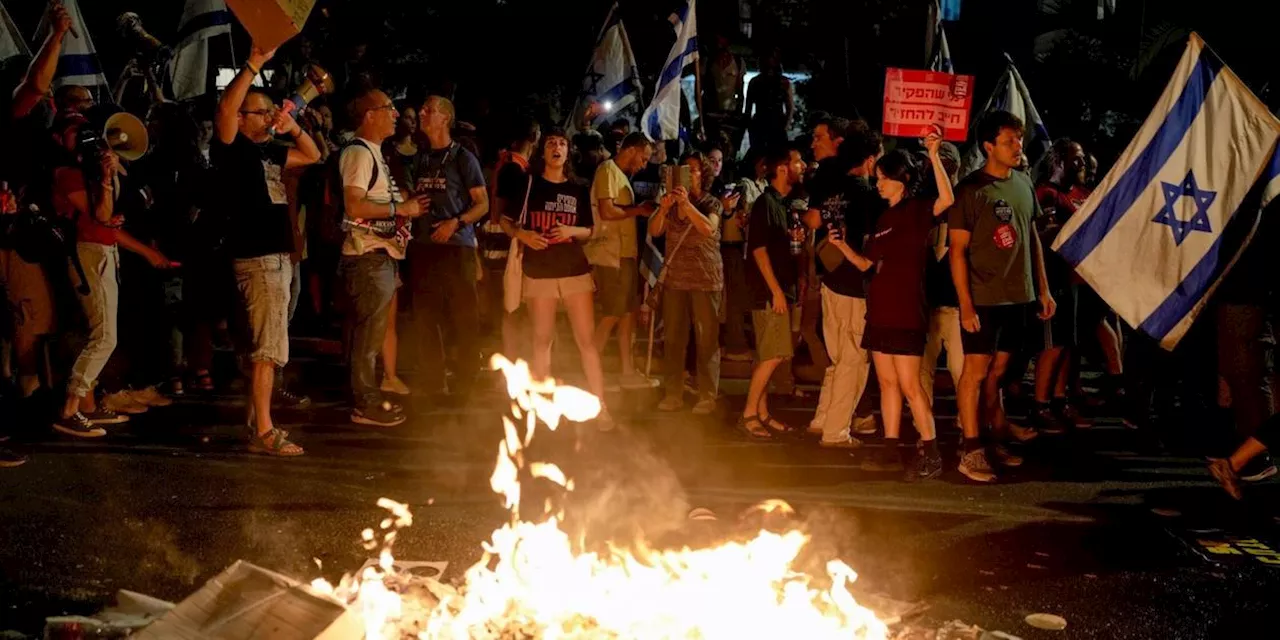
left=233, top=253, right=293, bottom=367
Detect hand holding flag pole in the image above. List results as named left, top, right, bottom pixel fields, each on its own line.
left=46, top=1, right=79, bottom=40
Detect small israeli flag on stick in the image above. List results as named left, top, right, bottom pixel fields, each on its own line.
left=34, top=0, right=107, bottom=90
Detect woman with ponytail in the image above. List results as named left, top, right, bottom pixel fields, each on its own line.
left=828, top=128, right=954, bottom=481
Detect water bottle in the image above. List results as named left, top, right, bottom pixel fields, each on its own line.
left=788, top=198, right=807, bottom=256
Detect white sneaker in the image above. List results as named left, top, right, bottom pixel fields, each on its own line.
left=852, top=413, right=879, bottom=435
left=103, top=391, right=149, bottom=415
left=959, top=449, right=997, bottom=483
left=131, top=386, right=173, bottom=407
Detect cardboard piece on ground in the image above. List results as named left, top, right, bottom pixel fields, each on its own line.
left=225, top=0, right=317, bottom=52
left=133, top=560, right=361, bottom=640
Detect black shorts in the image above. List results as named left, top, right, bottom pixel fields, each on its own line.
left=1039, top=285, right=1078, bottom=350
left=862, top=326, right=926, bottom=356
left=961, top=303, right=1032, bottom=357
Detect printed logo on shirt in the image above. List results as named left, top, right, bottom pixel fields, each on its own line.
left=530, top=193, right=580, bottom=245
left=992, top=199, right=1018, bottom=250
left=263, top=158, right=287, bottom=205
left=416, top=176, right=447, bottom=193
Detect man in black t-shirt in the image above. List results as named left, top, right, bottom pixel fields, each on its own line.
left=213, top=41, right=322, bottom=456
left=803, top=122, right=884, bottom=447
left=738, top=147, right=805, bottom=440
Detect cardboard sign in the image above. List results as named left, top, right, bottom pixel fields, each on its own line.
left=882, top=68, right=975, bottom=142
left=226, top=0, right=317, bottom=53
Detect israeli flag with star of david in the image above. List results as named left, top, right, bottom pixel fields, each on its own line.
left=1053, top=33, right=1280, bottom=350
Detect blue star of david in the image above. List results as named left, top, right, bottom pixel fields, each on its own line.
left=1151, top=171, right=1217, bottom=246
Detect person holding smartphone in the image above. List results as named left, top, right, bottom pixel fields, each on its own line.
left=828, top=129, right=954, bottom=481
left=650, top=152, right=724, bottom=414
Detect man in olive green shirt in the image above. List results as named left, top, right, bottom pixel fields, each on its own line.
left=948, top=110, right=1055, bottom=483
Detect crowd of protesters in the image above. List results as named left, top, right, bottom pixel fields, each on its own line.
left=0, top=13, right=1276, bottom=497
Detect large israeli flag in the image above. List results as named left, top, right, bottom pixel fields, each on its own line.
left=1053, top=33, right=1280, bottom=350
left=33, top=0, right=107, bottom=89
left=170, top=0, right=233, bottom=100
left=642, top=0, right=698, bottom=141
left=0, top=1, right=29, bottom=63
left=566, top=3, right=642, bottom=136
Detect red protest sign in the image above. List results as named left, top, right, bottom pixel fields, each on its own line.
left=882, top=68, right=975, bottom=142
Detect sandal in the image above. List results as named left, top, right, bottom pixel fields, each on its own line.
left=758, top=413, right=792, bottom=435
left=247, top=427, right=304, bottom=457
left=736, top=415, right=773, bottom=441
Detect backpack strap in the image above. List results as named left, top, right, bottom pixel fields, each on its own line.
left=349, top=139, right=381, bottom=191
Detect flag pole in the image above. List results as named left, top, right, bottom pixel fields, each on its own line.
left=644, top=284, right=656, bottom=378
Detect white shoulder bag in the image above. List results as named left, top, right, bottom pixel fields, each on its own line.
left=503, top=176, right=535, bottom=313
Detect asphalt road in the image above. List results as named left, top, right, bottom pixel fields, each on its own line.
left=1, top=346, right=1278, bottom=639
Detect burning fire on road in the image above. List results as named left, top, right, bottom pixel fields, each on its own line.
left=312, top=355, right=888, bottom=639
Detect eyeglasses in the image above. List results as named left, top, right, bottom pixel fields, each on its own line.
left=371, top=103, right=396, bottom=112
left=240, top=109, right=274, bottom=117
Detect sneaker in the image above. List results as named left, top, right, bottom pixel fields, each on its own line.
left=0, top=446, right=27, bottom=468
left=724, top=350, right=753, bottom=362
left=381, top=376, right=411, bottom=396
left=852, top=413, right=879, bottom=436
left=1056, top=402, right=1091, bottom=429
left=905, top=448, right=943, bottom=482
left=958, top=448, right=996, bottom=483
left=619, top=371, right=657, bottom=390
left=53, top=413, right=106, bottom=438
left=1207, top=458, right=1243, bottom=500
left=130, top=386, right=173, bottom=407
left=860, top=447, right=904, bottom=472
left=1006, top=422, right=1040, bottom=442
left=819, top=437, right=862, bottom=450
left=273, top=388, right=312, bottom=409
left=1239, top=454, right=1278, bottom=483
left=990, top=443, right=1023, bottom=468
left=352, top=401, right=407, bottom=427
left=596, top=408, right=617, bottom=432
left=84, top=408, right=129, bottom=425
left=658, top=396, right=684, bottom=412
left=102, top=391, right=149, bottom=415
left=806, top=420, right=824, bottom=435
left=691, top=395, right=717, bottom=415
left=1028, top=406, right=1065, bottom=435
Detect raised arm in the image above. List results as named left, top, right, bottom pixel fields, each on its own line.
left=216, top=45, right=275, bottom=144
left=12, top=3, right=72, bottom=118
left=925, top=131, right=955, bottom=215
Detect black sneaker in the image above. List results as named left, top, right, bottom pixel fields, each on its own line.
left=861, top=447, right=905, bottom=473
left=1239, top=454, right=1278, bottom=483
left=53, top=413, right=106, bottom=438
left=0, top=446, right=27, bottom=468
left=352, top=401, right=407, bottom=427
left=273, top=388, right=312, bottom=410
left=905, top=448, right=943, bottom=482
left=1028, top=405, right=1065, bottom=435
left=83, top=408, right=129, bottom=425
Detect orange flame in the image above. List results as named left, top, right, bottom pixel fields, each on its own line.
left=315, top=355, right=886, bottom=639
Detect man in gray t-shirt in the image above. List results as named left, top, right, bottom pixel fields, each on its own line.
left=948, top=110, right=1054, bottom=484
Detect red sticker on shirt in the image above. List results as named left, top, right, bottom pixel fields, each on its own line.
left=993, top=223, right=1017, bottom=249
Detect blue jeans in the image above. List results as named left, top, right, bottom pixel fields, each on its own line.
left=339, top=252, right=397, bottom=408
